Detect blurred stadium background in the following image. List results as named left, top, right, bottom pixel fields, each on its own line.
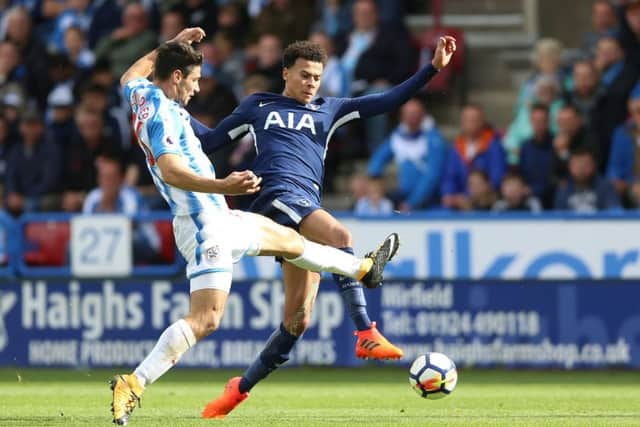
left=1, top=0, right=640, bottom=424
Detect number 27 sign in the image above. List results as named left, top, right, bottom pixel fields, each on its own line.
left=71, top=215, right=132, bottom=277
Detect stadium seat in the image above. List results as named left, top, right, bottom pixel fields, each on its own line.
left=23, top=221, right=70, bottom=266
left=154, top=220, right=176, bottom=264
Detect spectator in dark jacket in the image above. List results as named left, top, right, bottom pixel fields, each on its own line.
left=86, top=0, right=121, bottom=49
left=93, top=3, right=156, bottom=77
left=519, top=104, right=556, bottom=208
left=554, top=147, right=620, bottom=212
left=187, top=63, right=237, bottom=127
left=563, top=60, right=599, bottom=120
left=368, top=98, right=447, bottom=211
left=2, top=7, right=50, bottom=106
left=589, top=35, right=639, bottom=170
left=62, top=107, right=123, bottom=212
left=5, top=109, right=62, bottom=215
left=175, top=0, right=218, bottom=36
left=251, top=0, right=314, bottom=47
left=441, top=105, right=506, bottom=210
left=553, top=104, right=592, bottom=182
left=336, top=0, right=416, bottom=93
left=335, top=0, right=417, bottom=150
left=616, top=0, right=640, bottom=68
left=244, top=33, right=283, bottom=94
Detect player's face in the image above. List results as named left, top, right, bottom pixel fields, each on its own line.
left=177, top=65, right=201, bottom=106
left=283, top=59, right=323, bottom=104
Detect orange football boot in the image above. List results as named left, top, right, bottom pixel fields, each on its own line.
left=355, top=321, right=403, bottom=360
left=201, top=377, right=249, bottom=419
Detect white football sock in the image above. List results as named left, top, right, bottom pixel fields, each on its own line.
left=285, top=239, right=366, bottom=279
left=133, top=319, right=196, bottom=387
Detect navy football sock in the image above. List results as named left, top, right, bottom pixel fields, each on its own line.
left=333, top=247, right=371, bottom=331
left=239, top=323, right=298, bottom=393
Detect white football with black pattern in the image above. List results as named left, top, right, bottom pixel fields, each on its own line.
left=409, top=352, right=458, bottom=399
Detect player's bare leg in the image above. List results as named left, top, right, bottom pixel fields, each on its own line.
left=112, top=289, right=228, bottom=425
left=300, top=209, right=403, bottom=360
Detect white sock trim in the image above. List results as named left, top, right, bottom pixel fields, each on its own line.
left=176, top=318, right=197, bottom=347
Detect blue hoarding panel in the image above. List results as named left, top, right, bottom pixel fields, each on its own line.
left=0, top=280, right=638, bottom=369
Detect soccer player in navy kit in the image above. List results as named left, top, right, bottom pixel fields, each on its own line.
left=195, top=35, right=456, bottom=418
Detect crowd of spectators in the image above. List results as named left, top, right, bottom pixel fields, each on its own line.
left=357, top=0, right=640, bottom=215
left=0, top=0, right=419, bottom=217
left=1, top=0, right=640, bottom=218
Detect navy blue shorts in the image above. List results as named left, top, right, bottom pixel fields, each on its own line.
left=249, top=190, right=321, bottom=231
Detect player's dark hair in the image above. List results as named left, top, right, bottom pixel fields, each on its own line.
left=282, top=40, right=327, bottom=68
left=154, top=41, right=203, bottom=80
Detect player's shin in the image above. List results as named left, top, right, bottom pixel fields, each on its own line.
left=333, top=247, right=372, bottom=331
left=239, top=323, right=298, bottom=393
left=133, top=319, right=196, bottom=387
left=284, top=239, right=370, bottom=279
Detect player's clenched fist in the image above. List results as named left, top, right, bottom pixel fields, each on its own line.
left=219, top=170, right=262, bottom=195
left=170, top=27, right=206, bottom=45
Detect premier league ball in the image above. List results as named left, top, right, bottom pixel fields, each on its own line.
left=409, top=352, right=458, bottom=399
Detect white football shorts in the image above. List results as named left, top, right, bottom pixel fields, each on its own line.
left=173, top=210, right=262, bottom=293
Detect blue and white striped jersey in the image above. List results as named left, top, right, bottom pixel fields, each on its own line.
left=123, top=78, right=227, bottom=216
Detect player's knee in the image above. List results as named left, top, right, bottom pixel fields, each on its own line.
left=188, top=309, right=223, bottom=339
left=278, top=227, right=304, bottom=257
left=327, top=225, right=352, bottom=248
left=283, top=310, right=312, bottom=336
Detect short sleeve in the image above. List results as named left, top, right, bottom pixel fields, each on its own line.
left=122, top=77, right=149, bottom=103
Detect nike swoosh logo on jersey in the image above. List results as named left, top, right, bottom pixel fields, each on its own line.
left=259, top=101, right=276, bottom=107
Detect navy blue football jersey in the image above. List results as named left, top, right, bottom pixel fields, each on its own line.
left=193, top=64, right=438, bottom=197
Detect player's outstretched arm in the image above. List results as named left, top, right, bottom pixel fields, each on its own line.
left=335, top=36, right=456, bottom=119
left=119, top=27, right=206, bottom=86
left=157, top=153, right=261, bottom=195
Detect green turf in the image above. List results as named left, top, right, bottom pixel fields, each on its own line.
left=0, top=367, right=639, bottom=426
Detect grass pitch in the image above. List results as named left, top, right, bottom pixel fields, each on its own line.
left=0, top=367, right=639, bottom=426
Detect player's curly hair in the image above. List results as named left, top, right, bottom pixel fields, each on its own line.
left=282, top=40, right=327, bottom=68
left=155, top=41, right=203, bottom=80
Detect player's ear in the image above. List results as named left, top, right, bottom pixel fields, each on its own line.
left=172, top=69, right=183, bottom=84
left=282, top=67, right=289, bottom=82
